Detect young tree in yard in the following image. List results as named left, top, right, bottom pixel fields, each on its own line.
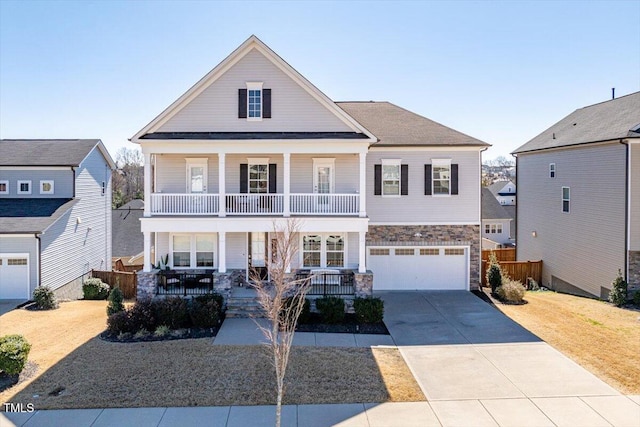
left=112, top=147, right=144, bottom=208
left=251, top=219, right=310, bottom=427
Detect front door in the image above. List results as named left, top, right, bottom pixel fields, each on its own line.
left=187, top=163, right=207, bottom=194
left=313, top=160, right=334, bottom=211
left=248, top=232, right=268, bottom=281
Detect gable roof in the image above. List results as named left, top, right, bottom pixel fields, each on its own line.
left=481, top=188, right=512, bottom=220
left=513, top=91, right=640, bottom=154
left=337, top=102, right=489, bottom=147
left=131, top=35, right=376, bottom=142
left=0, top=139, right=116, bottom=169
left=0, top=198, right=78, bottom=234
left=487, top=180, right=515, bottom=197
left=112, top=199, right=144, bottom=257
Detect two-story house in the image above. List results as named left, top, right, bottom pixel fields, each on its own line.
left=132, top=36, right=488, bottom=299
left=481, top=188, right=513, bottom=249
left=488, top=180, right=516, bottom=206
left=0, top=139, right=115, bottom=300
left=513, top=92, right=639, bottom=299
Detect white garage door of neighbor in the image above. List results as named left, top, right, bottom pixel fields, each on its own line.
left=368, top=247, right=468, bottom=290
left=0, top=254, right=30, bottom=299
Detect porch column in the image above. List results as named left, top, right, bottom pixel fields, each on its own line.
left=218, top=153, right=226, bottom=217
left=358, top=230, right=366, bottom=273
left=359, top=152, right=366, bottom=217
left=283, top=152, right=291, bottom=217
left=143, top=231, right=152, bottom=272
left=218, top=231, right=227, bottom=273
left=143, top=152, right=152, bottom=217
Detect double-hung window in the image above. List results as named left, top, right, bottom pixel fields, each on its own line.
left=0, top=181, right=7, bottom=194
left=549, top=163, right=556, bottom=178
left=249, top=163, right=269, bottom=193
left=325, top=235, right=345, bottom=267
left=302, top=235, right=322, bottom=267
left=246, top=82, right=263, bottom=120
left=562, top=187, right=570, bottom=213
left=432, top=159, right=451, bottom=195
left=171, top=234, right=216, bottom=268
left=17, top=180, right=31, bottom=195
left=302, top=234, right=345, bottom=268
left=485, top=224, right=503, bottom=234
left=381, top=159, right=401, bottom=196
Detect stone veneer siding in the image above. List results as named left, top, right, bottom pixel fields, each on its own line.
left=135, top=269, right=244, bottom=301
left=366, top=225, right=481, bottom=290
left=629, top=251, right=640, bottom=296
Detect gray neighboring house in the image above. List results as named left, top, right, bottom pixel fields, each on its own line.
left=487, top=180, right=516, bottom=206
left=112, top=199, right=145, bottom=267
left=0, top=139, right=115, bottom=300
left=513, top=91, right=640, bottom=299
left=481, top=188, right=513, bottom=249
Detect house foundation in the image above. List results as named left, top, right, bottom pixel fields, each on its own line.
left=629, top=251, right=640, bottom=297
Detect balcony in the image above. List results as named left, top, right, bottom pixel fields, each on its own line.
left=150, top=193, right=360, bottom=216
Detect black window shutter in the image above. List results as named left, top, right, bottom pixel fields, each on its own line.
left=374, top=165, right=381, bottom=195
left=451, top=164, right=459, bottom=195
left=238, top=89, right=247, bottom=118
left=263, top=89, right=271, bottom=118
left=400, top=165, right=409, bottom=195
left=240, top=164, right=248, bottom=193
left=424, top=164, right=432, bottom=195
left=268, top=164, right=277, bottom=193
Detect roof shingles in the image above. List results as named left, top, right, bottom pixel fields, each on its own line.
left=0, top=139, right=102, bottom=166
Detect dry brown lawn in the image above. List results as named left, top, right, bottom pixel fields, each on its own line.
left=493, top=290, right=640, bottom=394
left=0, top=301, right=424, bottom=409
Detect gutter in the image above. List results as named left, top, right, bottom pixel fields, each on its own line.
left=35, top=233, right=42, bottom=287
left=620, top=140, right=630, bottom=282
left=513, top=153, right=519, bottom=263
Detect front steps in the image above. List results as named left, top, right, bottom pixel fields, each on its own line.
left=225, top=286, right=265, bottom=318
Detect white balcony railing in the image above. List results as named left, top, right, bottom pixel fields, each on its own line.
left=226, top=194, right=284, bottom=215
left=290, top=194, right=359, bottom=215
left=151, top=193, right=219, bottom=215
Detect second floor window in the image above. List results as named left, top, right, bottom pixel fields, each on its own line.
left=248, top=89, right=262, bottom=118
left=17, top=180, right=31, bottom=195
left=432, top=160, right=451, bottom=195
left=0, top=181, right=7, bottom=194
left=562, top=187, right=570, bottom=213
left=249, top=164, right=268, bottom=193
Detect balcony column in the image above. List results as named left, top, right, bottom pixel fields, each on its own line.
left=283, top=152, right=290, bottom=217
left=144, top=152, right=152, bottom=217
left=218, top=153, right=226, bottom=217
left=218, top=231, right=226, bottom=273
left=143, top=231, right=152, bottom=272
left=359, top=151, right=366, bottom=217
left=358, top=230, right=366, bottom=273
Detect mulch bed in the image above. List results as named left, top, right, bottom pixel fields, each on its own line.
left=296, top=313, right=389, bottom=334
left=0, top=362, right=38, bottom=393
left=99, top=326, right=219, bottom=343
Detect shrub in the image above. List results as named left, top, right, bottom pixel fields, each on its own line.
left=281, top=297, right=311, bottom=324
left=33, top=286, right=58, bottom=310
left=608, top=270, right=628, bottom=307
left=128, top=299, right=159, bottom=332
left=496, top=279, right=526, bottom=303
left=527, top=278, right=540, bottom=291
left=354, top=297, right=384, bottom=323
left=107, top=287, right=125, bottom=316
left=133, top=329, right=150, bottom=340
left=154, top=297, right=189, bottom=329
left=315, top=296, right=345, bottom=324
left=486, top=252, right=503, bottom=294
left=83, top=278, right=110, bottom=300
left=107, top=311, right=133, bottom=335
left=189, top=295, right=222, bottom=328
left=0, top=335, right=31, bottom=375
left=633, top=291, right=640, bottom=306
left=154, top=325, right=171, bottom=338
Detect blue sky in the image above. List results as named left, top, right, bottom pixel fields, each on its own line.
left=1, top=0, right=639, bottom=160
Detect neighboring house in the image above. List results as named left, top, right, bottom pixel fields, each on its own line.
left=0, top=139, right=115, bottom=300
left=481, top=188, right=513, bottom=249
left=488, top=180, right=516, bottom=205
left=513, top=91, right=640, bottom=299
left=112, top=199, right=145, bottom=268
left=131, top=36, right=488, bottom=298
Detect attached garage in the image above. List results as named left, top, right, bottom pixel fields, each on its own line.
left=368, top=246, right=469, bottom=290
left=0, top=254, right=30, bottom=299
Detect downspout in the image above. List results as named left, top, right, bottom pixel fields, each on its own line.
left=71, top=167, right=76, bottom=197
left=479, top=147, right=489, bottom=289
left=620, top=140, right=629, bottom=282
left=35, top=233, right=42, bottom=288
left=514, top=153, right=518, bottom=262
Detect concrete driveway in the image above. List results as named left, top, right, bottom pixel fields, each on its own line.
left=379, top=291, right=640, bottom=426
left=0, top=299, right=27, bottom=316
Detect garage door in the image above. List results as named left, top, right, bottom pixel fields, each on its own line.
left=0, top=254, right=30, bottom=299
left=368, top=246, right=468, bottom=290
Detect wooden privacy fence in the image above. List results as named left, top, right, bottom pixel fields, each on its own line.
left=92, top=270, right=137, bottom=299
left=481, top=260, right=543, bottom=288
left=482, top=248, right=516, bottom=262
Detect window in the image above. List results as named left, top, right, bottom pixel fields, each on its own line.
left=0, top=181, right=7, bottom=194
left=249, top=164, right=268, bottom=193
left=485, top=224, right=503, bottom=234
left=432, top=159, right=451, bottom=195
left=562, top=187, right=570, bottom=213
left=549, top=163, right=556, bottom=178
left=171, top=234, right=216, bottom=268
left=8, top=258, right=27, bottom=266
left=302, top=234, right=345, bottom=268
left=17, top=180, right=31, bottom=195
left=395, top=248, right=415, bottom=255
left=40, top=180, right=54, bottom=195
left=420, top=248, right=440, bottom=256
left=382, top=159, right=401, bottom=196
left=246, top=82, right=263, bottom=120
left=370, top=248, right=389, bottom=256
left=445, top=248, right=465, bottom=256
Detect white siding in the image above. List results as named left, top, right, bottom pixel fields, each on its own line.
left=347, top=232, right=358, bottom=269
left=0, top=169, right=73, bottom=198
left=157, top=49, right=352, bottom=133
left=40, top=148, right=112, bottom=291
left=156, top=232, right=170, bottom=266
left=155, top=154, right=219, bottom=193
left=481, top=219, right=512, bottom=244
left=0, top=235, right=38, bottom=293
left=226, top=232, right=246, bottom=269
left=630, top=143, right=640, bottom=251
left=290, top=154, right=359, bottom=193
left=366, top=150, right=481, bottom=223
left=517, top=143, right=627, bottom=296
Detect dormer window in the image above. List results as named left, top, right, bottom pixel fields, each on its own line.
left=238, top=83, right=271, bottom=120
left=17, top=180, right=31, bottom=195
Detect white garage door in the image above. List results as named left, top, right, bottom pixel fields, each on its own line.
left=368, top=246, right=468, bottom=290
left=0, top=254, right=30, bottom=299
